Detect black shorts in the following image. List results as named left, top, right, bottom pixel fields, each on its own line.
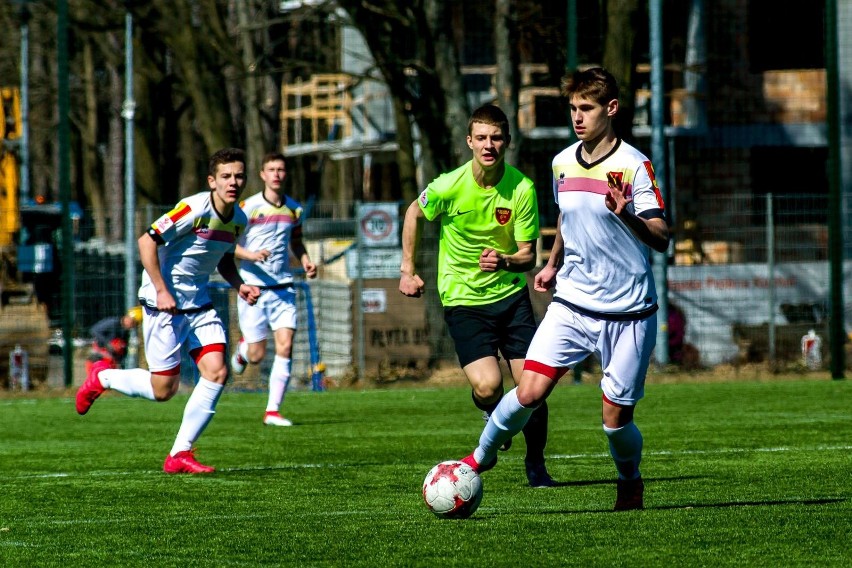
left=443, top=288, right=537, bottom=368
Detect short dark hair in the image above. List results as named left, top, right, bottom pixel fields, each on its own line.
left=468, top=104, right=510, bottom=136
left=208, top=148, right=246, bottom=177
left=560, top=67, right=619, bottom=105
left=261, top=152, right=286, bottom=167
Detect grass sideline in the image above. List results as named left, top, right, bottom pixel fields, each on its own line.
left=0, top=379, right=849, bottom=567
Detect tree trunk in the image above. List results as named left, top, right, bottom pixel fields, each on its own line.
left=80, top=40, right=106, bottom=239
left=495, top=0, right=522, bottom=165
left=391, top=97, right=417, bottom=203
left=235, top=0, right=265, bottom=179
left=177, top=106, right=199, bottom=199
left=29, top=9, right=54, bottom=202
left=130, top=41, right=163, bottom=206
left=427, top=0, right=470, bottom=164
left=156, top=0, right=235, bottom=155
left=106, top=49, right=124, bottom=242
left=603, top=0, right=640, bottom=138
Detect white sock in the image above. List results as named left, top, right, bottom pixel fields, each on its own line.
left=266, top=356, right=291, bottom=413
left=99, top=368, right=155, bottom=400
left=473, top=388, right=535, bottom=465
left=170, top=378, right=224, bottom=456
left=603, top=421, right=643, bottom=480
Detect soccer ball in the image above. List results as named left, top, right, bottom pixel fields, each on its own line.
left=422, top=460, right=483, bottom=519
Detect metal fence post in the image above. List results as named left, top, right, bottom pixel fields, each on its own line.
left=355, top=201, right=365, bottom=382
left=123, top=12, right=138, bottom=368
left=767, top=193, right=776, bottom=363
left=650, top=0, right=669, bottom=365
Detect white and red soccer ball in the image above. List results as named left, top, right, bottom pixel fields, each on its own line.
left=422, top=460, right=483, bottom=518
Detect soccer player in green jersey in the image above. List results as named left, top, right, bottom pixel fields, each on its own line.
left=399, top=104, right=554, bottom=487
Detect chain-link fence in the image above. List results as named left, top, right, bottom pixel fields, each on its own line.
left=2, top=1, right=849, bottom=390
left=0, top=190, right=840, bottom=392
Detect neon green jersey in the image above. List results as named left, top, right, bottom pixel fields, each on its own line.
left=417, top=161, right=539, bottom=306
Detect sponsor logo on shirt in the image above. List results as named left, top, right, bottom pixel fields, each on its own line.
left=418, top=190, right=428, bottom=207
left=153, top=202, right=192, bottom=234
left=495, top=207, right=511, bottom=225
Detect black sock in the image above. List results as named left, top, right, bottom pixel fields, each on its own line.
left=522, top=400, right=548, bottom=464
left=471, top=389, right=501, bottom=415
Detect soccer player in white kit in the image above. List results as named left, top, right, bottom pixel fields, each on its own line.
left=229, top=153, right=317, bottom=426
left=76, top=148, right=261, bottom=474
left=462, top=67, right=670, bottom=510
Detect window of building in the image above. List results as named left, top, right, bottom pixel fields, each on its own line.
left=748, top=1, right=825, bottom=72
left=750, top=146, right=828, bottom=224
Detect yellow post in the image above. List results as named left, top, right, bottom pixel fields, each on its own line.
left=0, top=87, right=22, bottom=247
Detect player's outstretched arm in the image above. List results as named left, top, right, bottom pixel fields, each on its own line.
left=138, top=232, right=176, bottom=312
left=399, top=200, right=426, bottom=297
left=479, top=240, right=536, bottom=273
left=235, top=244, right=270, bottom=263
left=534, top=214, right=564, bottom=292
left=290, top=228, right=317, bottom=279
left=605, top=180, right=669, bottom=252
left=217, top=253, right=260, bottom=305
left=301, top=257, right=317, bottom=279
left=611, top=209, right=669, bottom=253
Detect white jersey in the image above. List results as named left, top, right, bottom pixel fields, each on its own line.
left=138, top=191, right=247, bottom=311
left=550, top=139, right=665, bottom=316
left=237, top=191, right=304, bottom=287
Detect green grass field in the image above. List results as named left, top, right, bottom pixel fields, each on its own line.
left=1, top=378, right=849, bottom=567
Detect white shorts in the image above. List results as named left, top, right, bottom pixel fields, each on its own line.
left=236, top=286, right=298, bottom=344
left=526, top=301, right=657, bottom=406
left=142, top=306, right=227, bottom=373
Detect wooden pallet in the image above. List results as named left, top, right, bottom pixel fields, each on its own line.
left=0, top=299, right=50, bottom=389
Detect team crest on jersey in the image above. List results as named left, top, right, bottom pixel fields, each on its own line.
left=418, top=190, right=428, bottom=207
left=606, top=171, right=624, bottom=190
left=495, top=207, right=511, bottom=225
left=557, top=172, right=566, bottom=187
left=607, top=171, right=632, bottom=198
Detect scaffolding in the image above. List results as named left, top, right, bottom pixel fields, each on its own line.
left=280, top=74, right=353, bottom=148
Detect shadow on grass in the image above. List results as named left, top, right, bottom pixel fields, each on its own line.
left=480, top=477, right=846, bottom=515
left=525, top=475, right=702, bottom=489
left=471, top=496, right=846, bottom=519
left=653, top=497, right=846, bottom=510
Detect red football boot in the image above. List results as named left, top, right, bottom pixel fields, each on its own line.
left=163, top=449, right=215, bottom=474
left=75, top=359, right=110, bottom=415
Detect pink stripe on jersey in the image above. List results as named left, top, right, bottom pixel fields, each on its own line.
left=249, top=213, right=294, bottom=225
left=194, top=228, right=236, bottom=243
left=558, top=176, right=633, bottom=196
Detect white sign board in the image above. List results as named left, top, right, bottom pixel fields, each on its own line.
left=357, top=202, right=399, bottom=247
left=361, top=289, right=387, bottom=313
left=668, top=261, right=850, bottom=365
left=345, top=247, right=403, bottom=279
